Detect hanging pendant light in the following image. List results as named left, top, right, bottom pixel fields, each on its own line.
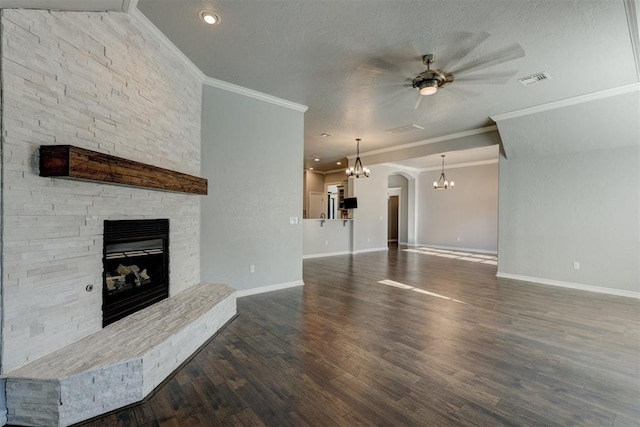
left=346, top=138, right=370, bottom=178
left=433, top=154, right=454, bottom=189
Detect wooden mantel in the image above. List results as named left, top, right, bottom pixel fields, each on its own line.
left=39, top=145, right=208, bottom=195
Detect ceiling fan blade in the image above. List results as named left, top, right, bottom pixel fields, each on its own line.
left=414, top=94, right=423, bottom=110
left=446, top=85, right=481, bottom=99
left=450, top=43, right=525, bottom=76
left=440, top=32, right=491, bottom=70
left=454, top=70, right=519, bottom=85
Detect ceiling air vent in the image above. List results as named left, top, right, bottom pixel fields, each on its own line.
left=386, top=124, right=425, bottom=135
left=518, top=72, right=551, bottom=86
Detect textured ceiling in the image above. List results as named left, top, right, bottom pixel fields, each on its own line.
left=12, top=0, right=634, bottom=170
left=136, top=0, right=637, bottom=170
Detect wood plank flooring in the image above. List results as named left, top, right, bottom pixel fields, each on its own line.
left=78, top=247, right=640, bottom=426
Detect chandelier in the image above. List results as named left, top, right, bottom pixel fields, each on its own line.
left=346, top=138, right=370, bottom=178
left=433, top=154, right=454, bottom=189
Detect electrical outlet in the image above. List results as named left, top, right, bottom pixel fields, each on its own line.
left=325, top=240, right=329, bottom=245
left=573, top=261, right=580, bottom=270
left=250, top=264, right=255, bottom=273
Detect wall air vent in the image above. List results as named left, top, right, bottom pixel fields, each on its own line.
left=518, top=72, right=551, bottom=86
left=386, top=124, right=425, bottom=135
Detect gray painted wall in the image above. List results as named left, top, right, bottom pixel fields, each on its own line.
left=496, top=90, right=639, bottom=293
left=351, top=164, right=395, bottom=252
left=418, top=163, right=499, bottom=252
left=200, top=86, right=305, bottom=293
left=303, top=220, right=353, bottom=256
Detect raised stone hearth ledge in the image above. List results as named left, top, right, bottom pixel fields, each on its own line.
left=4, top=283, right=237, bottom=427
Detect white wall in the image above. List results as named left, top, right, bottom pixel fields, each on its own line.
left=200, top=86, right=304, bottom=294
left=418, top=163, right=498, bottom=252
left=0, top=9, right=202, bottom=373
left=496, top=89, right=639, bottom=294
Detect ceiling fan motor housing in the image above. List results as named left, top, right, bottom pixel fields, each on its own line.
left=412, top=54, right=454, bottom=92
left=412, top=69, right=453, bottom=89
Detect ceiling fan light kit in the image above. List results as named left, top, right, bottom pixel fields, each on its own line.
left=346, top=138, right=370, bottom=178
left=433, top=154, right=454, bottom=190
left=418, top=79, right=439, bottom=95
left=412, top=54, right=454, bottom=96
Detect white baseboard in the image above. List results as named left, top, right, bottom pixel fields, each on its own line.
left=496, top=272, right=640, bottom=299
left=303, top=251, right=352, bottom=259
left=237, top=280, right=305, bottom=298
left=417, top=243, right=497, bottom=255
left=353, top=247, right=389, bottom=254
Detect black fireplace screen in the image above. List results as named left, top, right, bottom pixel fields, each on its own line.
left=103, top=219, right=169, bottom=326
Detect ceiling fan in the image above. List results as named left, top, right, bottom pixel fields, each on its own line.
left=411, top=54, right=453, bottom=96
left=355, top=32, right=526, bottom=109
left=407, top=35, right=525, bottom=100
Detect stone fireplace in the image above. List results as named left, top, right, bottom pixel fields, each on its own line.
left=103, top=219, right=170, bottom=326
left=0, top=8, right=237, bottom=427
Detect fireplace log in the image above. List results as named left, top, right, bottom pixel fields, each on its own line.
left=39, top=145, right=208, bottom=195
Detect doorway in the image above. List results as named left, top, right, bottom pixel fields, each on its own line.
left=388, top=195, right=399, bottom=243
left=308, top=192, right=325, bottom=218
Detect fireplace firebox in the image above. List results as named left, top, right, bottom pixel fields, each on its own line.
left=103, top=219, right=169, bottom=326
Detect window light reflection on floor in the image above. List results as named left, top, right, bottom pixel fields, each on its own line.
left=403, top=247, right=498, bottom=265
left=377, top=279, right=468, bottom=305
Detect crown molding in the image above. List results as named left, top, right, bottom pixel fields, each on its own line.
left=305, top=169, right=327, bottom=175
left=323, top=167, right=348, bottom=175
left=418, top=158, right=498, bottom=172
left=624, top=0, right=640, bottom=80
left=347, top=125, right=498, bottom=160
left=127, top=8, right=307, bottom=113
left=127, top=8, right=205, bottom=81
left=491, top=83, right=640, bottom=122
left=122, top=0, right=137, bottom=13
left=202, top=76, right=308, bottom=113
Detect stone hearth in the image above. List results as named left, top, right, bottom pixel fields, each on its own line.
left=4, top=283, right=236, bottom=427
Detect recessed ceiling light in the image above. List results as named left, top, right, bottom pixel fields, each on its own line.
left=320, top=133, right=331, bottom=137
left=314, top=158, right=320, bottom=162
left=309, top=167, right=314, bottom=170
left=199, top=10, right=220, bottom=25
left=336, top=161, right=341, bottom=165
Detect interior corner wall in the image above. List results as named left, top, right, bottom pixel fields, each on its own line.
left=0, top=9, right=202, bottom=373
left=496, top=91, right=640, bottom=293
left=417, top=163, right=498, bottom=252
left=200, top=86, right=304, bottom=293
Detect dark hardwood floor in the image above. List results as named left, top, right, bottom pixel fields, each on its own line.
left=81, top=247, right=640, bottom=426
